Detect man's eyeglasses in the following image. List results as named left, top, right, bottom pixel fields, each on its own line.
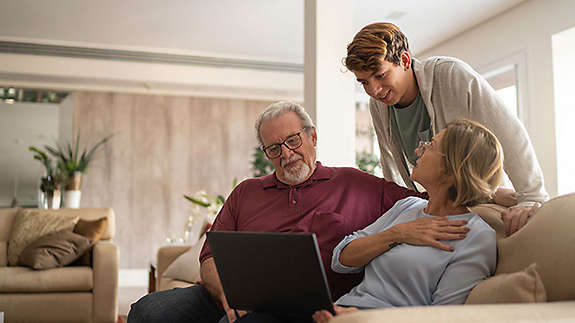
left=262, top=130, right=306, bottom=159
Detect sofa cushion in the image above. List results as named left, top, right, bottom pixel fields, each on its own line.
left=73, top=217, right=108, bottom=265
left=7, top=209, right=79, bottom=266
left=0, top=208, right=17, bottom=242
left=158, top=277, right=194, bottom=291
left=0, top=266, right=93, bottom=292
left=162, top=235, right=205, bottom=284
left=469, top=204, right=506, bottom=240
left=466, top=263, right=546, bottom=304
left=495, top=193, right=575, bottom=301
left=0, top=241, right=6, bottom=267
left=18, top=230, right=93, bottom=270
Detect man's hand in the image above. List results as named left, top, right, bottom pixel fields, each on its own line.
left=492, top=187, right=518, bottom=207
left=219, top=293, right=247, bottom=323
left=200, top=257, right=247, bottom=322
left=500, top=203, right=540, bottom=237
left=312, top=305, right=359, bottom=323
left=394, top=216, right=469, bottom=252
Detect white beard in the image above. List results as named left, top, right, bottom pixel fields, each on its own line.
left=281, top=155, right=311, bottom=184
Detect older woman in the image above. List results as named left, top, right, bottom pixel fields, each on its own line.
left=314, top=119, right=503, bottom=322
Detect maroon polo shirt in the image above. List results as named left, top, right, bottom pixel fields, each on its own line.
left=200, top=162, right=425, bottom=299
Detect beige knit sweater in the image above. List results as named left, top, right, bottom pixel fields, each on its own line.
left=369, top=56, right=548, bottom=205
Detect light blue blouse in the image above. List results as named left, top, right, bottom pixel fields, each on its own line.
left=333, top=197, right=496, bottom=308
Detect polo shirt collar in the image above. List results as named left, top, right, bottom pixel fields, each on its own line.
left=260, top=161, right=331, bottom=189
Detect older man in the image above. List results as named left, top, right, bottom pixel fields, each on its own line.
left=128, top=102, right=466, bottom=323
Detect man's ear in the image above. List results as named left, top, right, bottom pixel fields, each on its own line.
left=310, top=127, right=318, bottom=146
left=401, top=51, right=411, bottom=71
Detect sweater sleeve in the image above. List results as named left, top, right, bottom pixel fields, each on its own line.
left=442, top=60, right=548, bottom=205
left=432, top=221, right=496, bottom=305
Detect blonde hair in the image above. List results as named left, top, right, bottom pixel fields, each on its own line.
left=441, top=119, right=504, bottom=207
left=344, top=22, right=409, bottom=72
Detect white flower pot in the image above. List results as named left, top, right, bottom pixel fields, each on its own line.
left=64, top=190, right=82, bottom=208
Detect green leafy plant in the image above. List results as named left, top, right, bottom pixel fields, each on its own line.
left=28, top=146, right=62, bottom=192
left=356, top=151, right=381, bottom=175
left=251, top=147, right=273, bottom=177
left=45, top=132, right=112, bottom=176
left=183, top=178, right=238, bottom=220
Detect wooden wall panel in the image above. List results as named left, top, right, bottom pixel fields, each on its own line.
left=73, top=92, right=272, bottom=268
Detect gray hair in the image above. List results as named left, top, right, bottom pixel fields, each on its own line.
left=255, top=101, right=315, bottom=147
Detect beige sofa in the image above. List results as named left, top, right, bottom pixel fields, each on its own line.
left=0, top=208, right=119, bottom=323
left=156, top=194, right=575, bottom=322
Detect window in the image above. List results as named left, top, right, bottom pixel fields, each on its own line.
left=552, top=26, right=575, bottom=195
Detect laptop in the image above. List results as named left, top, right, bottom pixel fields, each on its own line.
left=206, top=231, right=335, bottom=316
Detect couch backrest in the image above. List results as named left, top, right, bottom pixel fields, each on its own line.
left=0, top=208, right=116, bottom=242
left=495, top=193, right=575, bottom=302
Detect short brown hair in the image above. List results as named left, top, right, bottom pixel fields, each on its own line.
left=442, top=119, right=504, bottom=207
left=344, top=22, right=409, bottom=72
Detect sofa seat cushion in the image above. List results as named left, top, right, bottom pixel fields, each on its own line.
left=0, top=266, right=93, bottom=292
left=158, top=278, right=194, bottom=292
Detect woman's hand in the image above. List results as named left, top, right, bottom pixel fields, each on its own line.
left=394, top=216, right=469, bottom=251
left=312, top=305, right=359, bottom=323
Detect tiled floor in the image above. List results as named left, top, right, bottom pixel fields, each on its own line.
left=118, top=286, right=148, bottom=318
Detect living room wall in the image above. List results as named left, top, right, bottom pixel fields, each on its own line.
left=69, top=91, right=273, bottom=268
left=417, top=0, right=575, bottom=197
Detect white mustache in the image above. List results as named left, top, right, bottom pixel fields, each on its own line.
left=281, top=155, right=302, bottom=167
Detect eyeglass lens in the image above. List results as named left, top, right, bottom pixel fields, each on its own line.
left=264, top=132, right=303, bottom=158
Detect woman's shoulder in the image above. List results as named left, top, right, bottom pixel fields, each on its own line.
left=394, top=196, right=427, bottom=212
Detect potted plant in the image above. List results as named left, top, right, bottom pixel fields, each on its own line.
left=45, top=132, right=112, bottom=208
left=29, top=146, right=62, bottom=209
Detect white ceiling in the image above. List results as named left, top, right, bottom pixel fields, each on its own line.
left=0, top=0, right=526, bottom=64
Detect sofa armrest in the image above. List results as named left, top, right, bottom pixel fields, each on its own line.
left=330, top=301, right=575, bottom=323
left=93, top=239, right=118, bottom=323
left=157, top=245, right=192, bottom=279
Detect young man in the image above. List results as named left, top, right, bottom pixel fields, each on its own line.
left=128, top=102, right=468, bottom=323
left=345, top=22, right=548, bottom=236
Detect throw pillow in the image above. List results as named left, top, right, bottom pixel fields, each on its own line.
left=162, top=235, right=206, bottom=284
left=72, top=217, right=109, bottom=265
left=465, top=263, right=546, bottom=304
left=18, top=230, right=93, bottom=270
left=7, top=209, right=79, bottom=266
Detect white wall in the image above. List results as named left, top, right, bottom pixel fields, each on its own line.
left=418, top=0, right=575, bottom=198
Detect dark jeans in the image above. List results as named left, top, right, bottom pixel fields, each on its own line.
left=220, top=313, right=313, bottom=323
left=127, top=285, right=224, bottom=323
left=128, top=285, right=314, bottom=323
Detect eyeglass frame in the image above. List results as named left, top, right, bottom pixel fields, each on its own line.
left=416, top=140, right=445, bottom=158
left=261, top=127, right=309, bottom=159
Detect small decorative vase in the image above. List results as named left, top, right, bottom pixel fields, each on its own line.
left=51, top=189, right=61, bottom=209
left=64, top=190, right=82, bottom=208
left=63, top=172, right=82, bottom=208
left=66, top=172, right=83, bottom=190
left=45, top=190, right=54, bottom=209
left=38, top=190, right=47, bottom=209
